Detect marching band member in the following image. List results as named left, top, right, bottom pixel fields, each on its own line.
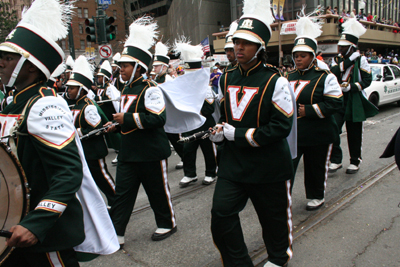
left=111, top=52, right=125, bottom=91
left=0, top=0, right=118, bottom=265
left=223, top=20, right=239, bottom=73
left=209, top=0, right=295, bottom=266
left=287, top=11, right=343, bottom=211
left=106, top=17, right=176, bottom=247
left=174, top=40, right=218, bottom=187
left=66, top=55, right=116, bottom=207
left=94, top=60, right=121, bottom=121
left=329, top=18, right=378, bottom=174
left=153, top=41, right=185, bottom=169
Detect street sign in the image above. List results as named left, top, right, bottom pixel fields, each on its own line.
left=102, top=4, right=108, bottom=10
left=98, top=0, right=111, bottom=5
left=99, top=44, right=112, bottom=59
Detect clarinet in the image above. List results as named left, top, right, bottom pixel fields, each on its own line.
left=177, top=127, right=217, bottom=144
left=80, top=122, right=119, bottom=140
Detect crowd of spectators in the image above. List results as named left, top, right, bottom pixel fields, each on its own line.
left=363, top=48, right=399, bottom=65
left=324, top=6, right=400, bottom=30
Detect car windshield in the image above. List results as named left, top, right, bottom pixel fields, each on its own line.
left=371, top=66, right=381, bottom=81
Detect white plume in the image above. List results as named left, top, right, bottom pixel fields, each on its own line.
left=174, top=37, right=203, bottom=61
left=342, top=18, right=366, bottom=37
left=19, top=0, right=74, bottom=41
left=296, top=17, right=322, bottom=39
left=155, top=42, right=170, bottom=56
left=65, top=55, right=75, bottom=68
left=125, top=16, right=158, bottom=51
left=242, top=0, right=274, bottom=25
left=72, top=55, right=94, bottom=81
left=51, top=63, right=66, bottom=78
left=227, top=20, right=239, bottom=37
left=112, top=52, right=121, bottom=61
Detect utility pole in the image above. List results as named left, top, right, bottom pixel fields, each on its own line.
left=66, top=0, right=75, bottom=59
left=278, top=0, right=282, bottom=67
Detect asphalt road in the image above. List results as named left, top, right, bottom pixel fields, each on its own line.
left=81, top=102, right=400, bottom=267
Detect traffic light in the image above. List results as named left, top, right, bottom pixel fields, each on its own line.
left=85, top=18, right=97, bottom=43
left=338, top=17, right=344, bottom=36
left=105, top=16, right=116, bottom=42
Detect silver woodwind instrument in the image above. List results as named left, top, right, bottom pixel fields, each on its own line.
left=177, top=127, right=217, bottom=144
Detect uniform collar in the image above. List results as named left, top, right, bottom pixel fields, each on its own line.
left=129, top=76, right=144, bottom=88
left=13, top=82, right=44, bottom=105
left=238, top=61, right=263, bottom=77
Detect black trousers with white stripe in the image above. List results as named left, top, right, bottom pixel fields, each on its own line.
left=331, top=112, right=363, bottom=166
left=110, top=159, right=176, bottom=236
left=2, top=247, right=78, bottom=267
left=292, top=144, right=332, bottom=200
left=211, top=178, right=293, bottom=267
left=86, top=158, right=116, bottom=206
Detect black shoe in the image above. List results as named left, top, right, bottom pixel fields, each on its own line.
left=151, top=227, right=177, bottom=241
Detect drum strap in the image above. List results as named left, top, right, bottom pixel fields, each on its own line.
left=9, top=98, right=32, bottom=159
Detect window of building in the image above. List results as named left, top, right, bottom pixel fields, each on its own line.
left=115, top=25, right=118, bottom=35
left=79, top=24, right=83, bottom=34
left=84, top=8, right=88, bottom=18
left=112, top=0, right=115, bottom=4
left=61, top=40, right=66, bottom=50
left=80, top=40, right=85, bottom=50
left=113, top=10, right=117, bottom=18
left=78, top=8, right=82, bottom=18
left=87, top=41, right=91, bottom=47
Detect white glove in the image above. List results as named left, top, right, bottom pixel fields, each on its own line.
left=223, top=123, right=235, bottom=141
left=209, top=124, right=224, bottom=142
left=341, top=83, right=351, bottom=92
left=349, top=51, right=360, bottom=61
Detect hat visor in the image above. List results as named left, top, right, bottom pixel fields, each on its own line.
left=338, top=40, right=354, bottom=46
left=232, top=32, right=264, bottom=48
left=292, top=46, right=315, bottom=54
left=0, top=44, right=19, bottom=54
left=118, top=55, right=148, bottom=71
left=65, top=80, right=89, bottom=92
left=152, top=62, right=168, bottom=66
left=224, top=43, right=234, bottom=49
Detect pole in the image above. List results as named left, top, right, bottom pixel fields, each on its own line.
left=68, top=23, right=75, bottom=59
left=278, top=0, right=282, bottom=67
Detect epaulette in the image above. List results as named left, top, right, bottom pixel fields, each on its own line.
left=145, top=80, right=157, bottom=87
left=314, top=67, right=330, bottom=74
left=264, top=64, right=282, bottom=75
left=287, top=69, right=297, bottom=75
left=38, top=87, right=57, bottom=97
left=225, top=64, right=238, bottom=73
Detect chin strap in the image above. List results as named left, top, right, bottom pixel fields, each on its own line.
left=245, top=46, right=263, bottom=65
left=292, top=53, right=316, bottom=71
left=155, top=65, right=166, bottom=80
left=128, top=63, right=139, bottom=85
left=344, top=46, right=353, bottom=57
left=6, top=57, right=27, bottom=87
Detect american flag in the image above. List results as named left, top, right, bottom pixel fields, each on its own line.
left=200, top=37, right=210, bottom=54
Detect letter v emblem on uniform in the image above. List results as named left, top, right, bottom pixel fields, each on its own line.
left=289, top=80, right=310, bottom=100
left=120, top=95, right=137, bottom=113
left=227, top=86, right=258, bottom=120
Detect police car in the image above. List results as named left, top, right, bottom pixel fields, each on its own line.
left=365, top=63, right=400, bottom=107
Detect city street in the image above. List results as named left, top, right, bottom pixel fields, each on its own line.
left=81, top=103, right=400, bottom=267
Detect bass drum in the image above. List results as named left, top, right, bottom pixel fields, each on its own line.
left=0, top=142, right=29, bottom=265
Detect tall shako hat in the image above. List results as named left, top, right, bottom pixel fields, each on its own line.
left=47, top=63, right=65, bottom=87
left=98, top=60, right=112, bottom=80
left=119, top=16, right=158, bottom=71
left=0, top=0, right=74, bottom=87
left=338, top=18, right=366, bottom=47
left=65, top=55, right=75, bottom=72
left=66, top=55, right=94, bottom=92
left=111, top=52, right=121, bottom=68
left=232, top=0, right=275, bottom=50
left=224, top=20, right=238, bottom=49
left=292, top=6, right=323, bottom=55
left=174, top=37, right=204, bottom=71
left=153, top=42, right=170, bottom=66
